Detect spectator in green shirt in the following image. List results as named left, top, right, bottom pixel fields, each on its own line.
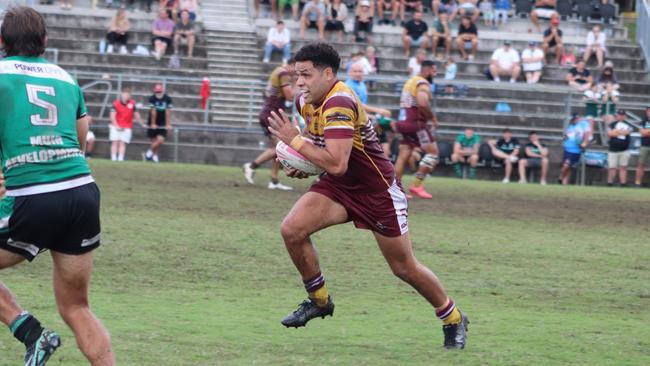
left=452, top=127, right=480, bottom=178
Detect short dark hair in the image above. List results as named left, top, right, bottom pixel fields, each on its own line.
left=1, top=6, right=47, bottom=57
left=438, top=9, right=447, bottom=15
left=503, top=128, right=512, bottom=133
left=294, top=43, right=341, bottom=74
left=421, top=60, right=436, bottom=68
left=286, top=57, right=295, bottom=65
left=529, top=131, right=538, bottom=136
left=276, top=20, right=284, bottom=25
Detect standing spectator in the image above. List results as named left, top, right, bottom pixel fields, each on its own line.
left=151, top=9, right=175, bottom=60
left=106, top=8, right=130, bottom=54
left=457, top=0, right=480, bottom=22
left=488, top=128, right=520, bottom=183
left=530, top=0, right=557, bottom=33
left=299, top=0, right=326, bottom=40
left=178, top=0, right=198, bottom=20
left=110, top=87, right=142, bottom=162
left=377, top=0, right=399, bottom=25
left=144, top=83, right=173, bottom=163
left=452, top=127, right=480, bottom=179
left=634, top=107, right=650, bottom=187
left=518, top=131, right=549, bottom=184
left=278, top=0, right=299, bottom=21
left=399, top=0, right=424, bottom=24
left=494, top=0, right=510, bottom=26
left=583, top=83, right=601, bottom=133
left=542, top=14, right=563, bottom=64
left=565, top=60, right=592, bottom=92
left=558, top=113, right=591, bottom=185
left=354, top=0, right=374, bottom=42
left=583, top=24, right=606, bottom=69
left=479, top=0, right=495, bottom=27
left=264, top=20, right=291, bottom=64
left=402, top=10, right=429, bottom=57
left=521, top=41, right=544, bottom=84
left=489, top=41, right=521, bottom=83
left=407, top=49, right=427, bottom=77
left=173, top=9, right=195, bottom=58
left=431, top=10, right=452, bottom=60
left=606, top=110, right=633, bottom=186
left=456, top=16, right=478, bottom=60
left=324, top=0, right=348, bottom=42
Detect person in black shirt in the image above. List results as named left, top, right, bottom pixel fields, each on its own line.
left=518, top=131, right=549, bottom=184
left=455, top=16, right=478, bottom=60
left=488, top=128, right=520, bottom=183
left=565, top=60, right=592, bottom=92
left=542, top=14, right=563, bottom=64
left=402, top=10, right=429, bottom=57
left=145, top=83, right=173, bottom=163
left=607, top=110, right=633, bottom=186
left=634, top=107, right=650, bottom=187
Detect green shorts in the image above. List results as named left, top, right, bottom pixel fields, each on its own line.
left=585, top=103, right=599, bottom=118
left=600, top=103, right=616, bottom=116
left=279, top=0, right=298, bottom=7
left=638, top=146, right=650, bottom=166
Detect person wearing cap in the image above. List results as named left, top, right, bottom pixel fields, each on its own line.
left=489, top=41, right=520, bottom=83
left=558, top=113, right=591, bottom=185
left=354, top=0, right=375, bottom=42
left=530, top=0, right=558, bottom=33
left=542, top=14, right=563, bottom=64
left=376, top=0, right=398, bottom=25
left=521, top=41, right=544, bottom=84
left=565, top=60, right=592, bottom=92
left=607, top=110, right=633, bottom=186
left=144, top=83, right=173, bottom=162
left=431, top=9, right=452, bottom=60
left=456, top=16, right=478, bottom=60
left=402, top=10, right=429, bottom=58
left=487, top=128, right=520, bottom=183
left=264, top=20, right=291, bottom=64
left=634, top=107, right=650, bottom=187
left=583, top=24, right=607, bottom=69
left=299, top=0, right=326, bottom=40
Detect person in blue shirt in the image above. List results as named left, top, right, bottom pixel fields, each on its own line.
left=494, top=0, right=511, bottom=26
left=559, top=112, right=591, bottom=185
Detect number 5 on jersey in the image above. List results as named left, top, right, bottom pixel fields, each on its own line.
left=26, top=84, right=58, bottom=126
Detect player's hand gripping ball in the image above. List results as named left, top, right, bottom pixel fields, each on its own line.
left=276, top=138, right=324, bottom=176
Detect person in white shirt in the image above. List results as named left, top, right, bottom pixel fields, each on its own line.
left=407, top=49, right=427, bottom=77
left=521, top=41, right=544, bottom=84
left=489, top=41, right=521, bottom=83
left=264, top=20, right=292, bottom=64
left=583, top=24, right=606, bottom=68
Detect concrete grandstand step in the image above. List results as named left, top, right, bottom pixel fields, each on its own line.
left=46, top=37, right=209, bottom=58
left=56, top=50, right=209, bottom=70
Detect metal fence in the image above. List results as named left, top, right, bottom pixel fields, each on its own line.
left=638, top=0, right=650, bottom=72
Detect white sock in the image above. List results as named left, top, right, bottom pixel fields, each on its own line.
left=111, top=154, right=117, bottom=161
left=118, top=154, right=125, bottom=161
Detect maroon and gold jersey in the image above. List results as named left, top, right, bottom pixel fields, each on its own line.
left=399, top=75, right=432, bottom=123
left=296, top=81, right=394, bottom=193
left=264, top=66, right=291, bottom=104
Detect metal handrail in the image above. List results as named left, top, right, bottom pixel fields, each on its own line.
left=81, top=80, right=112, bottom=119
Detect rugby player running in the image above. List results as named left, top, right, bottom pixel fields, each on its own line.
left=268, top=43, right=468, bottom=349
left=0, top=7, right=114, bottom=365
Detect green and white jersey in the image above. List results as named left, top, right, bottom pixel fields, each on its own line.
left=0, top=56, right=93, bottom=196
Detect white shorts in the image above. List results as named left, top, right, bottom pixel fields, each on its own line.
left=86, top=130, right=96, bottom=141
left=608, top=150, right=630, bottom=169
left=533, top=8, right=557, bottom=18
left=109, top=125, right=132, bottom=143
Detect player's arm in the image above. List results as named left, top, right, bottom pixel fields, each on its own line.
left=76, top=115, right=90, bottom=152
left=640, top=127, right=650, bottom=137
left=361, top=104, right=391, bottom=117
left=525, top=146, right=538, bottom=158
left=415, top=84, right=433, bottom=120
left=110, top=110, right=117, bottom=127
left=539, top=145, right=549, bottom=157
left=165, top=108, right=172, bottom=128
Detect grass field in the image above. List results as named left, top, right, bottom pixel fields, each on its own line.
left=1, top=160, right=649, bottom=365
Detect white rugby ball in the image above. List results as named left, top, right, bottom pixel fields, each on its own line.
left=276, top=138, right=324, bottom=176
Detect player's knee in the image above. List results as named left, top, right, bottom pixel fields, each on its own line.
left=280, top=218, right=306, bottom=245
left=389, top=261, right=417, bottom=283
left=58, top=301, right=90, bottom=325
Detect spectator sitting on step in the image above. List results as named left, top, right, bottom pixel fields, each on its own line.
left=325, top=0, right=348, bottom=42
left=452, top=127, right=480, bottom=179
left=263, top=20, right=291, bottom=64
left=488, top=128, right=520, bottom=183
left=431, top=9, right=452, bottom=60
left=479, top=0, right=495, bottom=27
left=521, top=41, right=544, bottom=84
left=278, top=0, right=299, bottom=21
left=530, top=0, right=557, bottom=33
left=402, top=10, right=429, bottom=58
left=178, top=0, right=198, bottom=21
left=560, top=45, right=576, bottom=66
left=558, top=113, right=591, bottom=185
left=376, top=0, right=398, bottom=25
left=299, top=0, right=326, bottom=40
left=489, top=40, right=521, bottom=83
left=633, top=107, right=650, bottom=187
left=542, top=14, right=563, bottom=64
left=565, top=60, right=592, bottom=92
left=518, top=131, right=549, bottom=184
left=365, top=46, right=379, bottom=74
left=399, top=0, right=424, bottom=25
left=583, top=24, right=607, bottom=69
left=607, top=110, right=633, bottom=186
left=174, top=10, right=196, bottom=58
left=407, top=49, right=427, bottom=77
left=583, top=83, right=601, bottom=133
left=599, top=78, right=619, bottom=125
left=151, top=9, right=175, bottom=60
left=345, top=51, right=372, bottom=75
left=494, top=0, right=510, bottom=26
left=354, top=0, right=374, bottom=43
left=597, top=60, right=618, bottom=90
left=160, top=0, right=179, bottom=22
left=106, top=7, right=130, bottom=54
left=456, top=16, right=478, bottom=60
left=456, top=0, right=480, bottom=23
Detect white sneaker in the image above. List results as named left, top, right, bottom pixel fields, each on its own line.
left=510, top=79, right=516, bottom=83
left=106, top=45, right=114, bottom=54
left=152, top=155, right=159, bottom=163
left=154, top=50, right=161, bottom=61
left=502, top=178, right=510, bottom=184
left=468, top=55, right=475, bottom=60
left=268, top=181, right=293, bottom=190
left=540, top=179, right=547, bottom=185
left=263, top=58, right=270, bottom=63
left=119, top=46, right=128, bottom=54
left=494, top=77, right=501, bottom=82
left=242, top=163, right=255, bottom=184
left=518, top=179, right=527, bottom=184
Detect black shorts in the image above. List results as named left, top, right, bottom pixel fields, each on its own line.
left=526, top=157, right=543, bottom=168
left=356, top=19, right=372, bottom=33
left=0, top=182, right=101, bottom=262
left=325, top=20, right=344, bottom=31
left=563, top=151, right=582, bottom=167
left=152, top=36, right=172, bottom=48
left=308, top=20, right=319, bottom=29
left=147, top=127, right=168, bottom=139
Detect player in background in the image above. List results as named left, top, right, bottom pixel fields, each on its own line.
left=0, top=7, right=114, bottom=365
left=144, top=83, right=172, bottom=163
left=393, top=60, right=439, bottom=199
left=268, top=43, right=468, bottom=349
left=243, top=59, right=296, bottom=190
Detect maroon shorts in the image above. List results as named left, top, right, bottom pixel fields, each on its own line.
left=309, top=178, right=409, bottom=237
left=258, top=110, right=273, bottom=138
left=399, top=125, right=436, bottom=148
